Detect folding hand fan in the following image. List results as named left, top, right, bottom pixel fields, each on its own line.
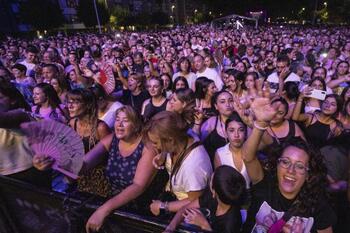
left=98, top=63, right=116, bottom=94
left=21, top=120, right=85, bottom=179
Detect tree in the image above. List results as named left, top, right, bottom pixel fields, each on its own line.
left=19, top=0, right=64, bottom=30
left=109, top=5, right=130, bottom=27
left=77, top=0, right=109, bottom=28
left=150, top=11, right=170, bottom=26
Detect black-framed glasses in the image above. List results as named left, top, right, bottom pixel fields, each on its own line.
left=277, top=157, right=309, bottom=175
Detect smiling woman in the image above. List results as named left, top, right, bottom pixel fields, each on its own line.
left=242, top=97, right=336, bottom=233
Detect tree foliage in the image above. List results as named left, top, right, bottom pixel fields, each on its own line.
left=19, top=0, right=65, bottom=30
left=77, top=0, right=109, bottom=27
left=109, top=5, right=130, bottom=26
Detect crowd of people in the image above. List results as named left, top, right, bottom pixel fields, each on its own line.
left=1, top=23, right=350, bottom=233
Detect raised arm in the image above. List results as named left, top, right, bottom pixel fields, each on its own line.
left=327, top=75, right=350, bottom=89
left=291, top=87, right=312, bottom=125
left=114, top=63, right=128, bottom=89
left=242, top=97, right=278, bottom=184
left=200, top=117, right=215, bottom=141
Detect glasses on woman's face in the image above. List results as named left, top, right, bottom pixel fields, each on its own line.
left=277, top=157, right=309, bottom=175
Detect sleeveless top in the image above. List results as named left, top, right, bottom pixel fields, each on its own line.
left=74, top=118, right=101, bottom=152
left=202, top=106, right=217, bottom=123
left=216, top=144, right=250, bottom=188
left=305, top=114, right=331, bottom=149
left=203, top=116, right=228, bottom=163
left=73, top=118, right=112, bottom=197
left=106, top=135, right=143, bottom=195
left=143, top=98, right=168, bottom=122
left=268, top=120, right=296, bottom=147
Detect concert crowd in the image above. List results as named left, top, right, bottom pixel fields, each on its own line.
left=1, top=24, right=350, bottom=233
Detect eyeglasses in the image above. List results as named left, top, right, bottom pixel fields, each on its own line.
left=277, top=157, right=309, bottom=175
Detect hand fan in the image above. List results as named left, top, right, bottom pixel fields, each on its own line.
left=98, top=63, right=115, bottom=94
left=21, top=120, right=85, bottom=179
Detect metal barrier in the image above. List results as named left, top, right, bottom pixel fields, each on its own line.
left=0, top=176, right=205, bottom=233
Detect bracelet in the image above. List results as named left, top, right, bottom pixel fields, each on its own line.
left=254, top=121, right=268, bottom=131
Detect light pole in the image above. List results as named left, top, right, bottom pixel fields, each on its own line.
left=93, top=0, right=102, bottom=33
left=171, top=5, right=175, bottom=24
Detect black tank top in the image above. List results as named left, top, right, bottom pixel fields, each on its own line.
left=143, top=98, right=168, bottom=122
left=269, top=120, right=296, bottom=146
left=74, top=118, right=100, bottom=152
left=305, top=114, right=331, bottom=149
left=203, top=116, right=227, bottom=164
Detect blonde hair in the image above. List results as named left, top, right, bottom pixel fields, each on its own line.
left=143, top=111, right=188, bottom=153
left=115, top=105, right=143, bottom=136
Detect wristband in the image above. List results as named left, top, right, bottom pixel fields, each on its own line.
left=159, top=201, right=169, bottom=215
left=254, top=121, right=268, bottom=130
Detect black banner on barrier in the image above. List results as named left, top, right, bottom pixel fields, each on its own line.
left=0, top=176, right=203, bottom=233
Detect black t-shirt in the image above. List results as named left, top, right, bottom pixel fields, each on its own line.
left=199, top=188, right=242, bottom=233
left=119, top=90, right=149, bottom=115
left=243, top=173, right=336, bottom=233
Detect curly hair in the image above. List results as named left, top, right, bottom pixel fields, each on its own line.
left=266, top=137, right=328, bottom=217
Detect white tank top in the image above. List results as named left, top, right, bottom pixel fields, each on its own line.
left=216, top=143, right=251, bottom=188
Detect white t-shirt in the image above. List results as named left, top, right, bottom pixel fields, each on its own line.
left=165, top=144, right=212, bottom=200
left=196, top=67, right=224, bottom=90
left=99, top=101, right=123, bottom=129
left=19, top=60, right=36, bottom=77
left=267, top=72, right=301, bottom=93
left=172, top=72, right=197, bottom=91
left=216, top=143, right=250, bottom=188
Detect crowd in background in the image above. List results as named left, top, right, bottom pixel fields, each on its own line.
left=1, top=24, right=350, bottom=233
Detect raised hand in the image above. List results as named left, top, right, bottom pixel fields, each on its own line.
left=250, top=97, right=279, bottom=123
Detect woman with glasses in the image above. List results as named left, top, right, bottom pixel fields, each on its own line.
left=141, top=77, right=167, bottom=122
left=242, top=97, right=336, bottom=233
left=66, top=88, right=112, bottom=197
